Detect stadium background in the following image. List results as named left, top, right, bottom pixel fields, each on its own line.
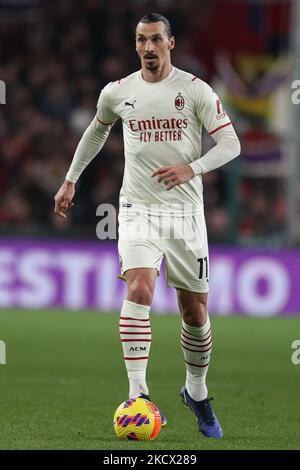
left=0, top=0, right=300, bottom=451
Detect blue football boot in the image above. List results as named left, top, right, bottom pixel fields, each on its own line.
left=140, top=393, right=167, bottom=427
left=180, top=386, right=223, bottom=438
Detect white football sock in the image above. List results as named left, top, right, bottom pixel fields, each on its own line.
left=119, top=300, right=151, bottom=399
left=181, top=316, right=212, bottom=401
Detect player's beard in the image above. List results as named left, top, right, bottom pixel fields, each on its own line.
left=144, top=56, right=159, bottom=71
left=145, top=62, right=159, bottom=71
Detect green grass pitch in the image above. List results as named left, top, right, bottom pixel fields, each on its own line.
left=0, top=309, right=299, bottom=450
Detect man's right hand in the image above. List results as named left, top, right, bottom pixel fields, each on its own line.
left=54, top=180, right=75, bottom=219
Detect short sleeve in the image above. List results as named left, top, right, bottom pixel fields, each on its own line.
left=193, top=80, right=232, bottom=137
left=96, top=83, right=119, bottom=125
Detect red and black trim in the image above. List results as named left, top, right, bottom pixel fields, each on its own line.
left=185, top=360, right=210, bottom=368
left=120, top=316, right=150, bottom=322
left=124, top=356, right=149, bottom=360
left=181, top=344, right=212, bottom=354
left=209, top=122, right=232, bottom=135
left=181, top=337, right=212, bottom=350
left=96, top=116, right=115, bottom=126
left=119, top=331, right=151, bottom=335
left=182, top=327, right=211, bottom=340
left=119, top=324, right=151, bottom=328
left=121, top=339, right=152, bottom=342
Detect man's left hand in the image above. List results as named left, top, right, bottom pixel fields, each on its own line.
left=151, top=164, right=195, bottom=190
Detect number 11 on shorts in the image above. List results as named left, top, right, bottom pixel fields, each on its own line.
left=197, top=256, right=208, bottom=280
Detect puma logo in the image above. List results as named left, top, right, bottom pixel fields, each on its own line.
left=125, top=100, right=136, bottom=109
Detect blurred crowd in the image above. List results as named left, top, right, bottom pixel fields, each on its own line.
left=0, top=0, right=293, bottom=244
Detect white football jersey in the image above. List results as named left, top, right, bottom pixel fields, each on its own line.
left=96, top=67, right=232, bottom=215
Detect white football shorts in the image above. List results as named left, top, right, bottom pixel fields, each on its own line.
left=118, top=208, right=209, bottom=293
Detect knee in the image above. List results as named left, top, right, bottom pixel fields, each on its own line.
left=127, top=281, right=153, bottom=306
left=182, top=299, right=208, bottom=327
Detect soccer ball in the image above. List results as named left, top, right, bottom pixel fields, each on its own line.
left=113, top=397, right=162, bottom=441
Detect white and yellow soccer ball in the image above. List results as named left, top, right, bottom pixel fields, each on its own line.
left=113, top=397, right=162, bottom=441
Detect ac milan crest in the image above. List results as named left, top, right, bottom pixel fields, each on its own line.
left=175, top=93, right=185, bottom=110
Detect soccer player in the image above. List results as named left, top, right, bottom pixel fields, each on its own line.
left=54, top=13, right=240, bottom=438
